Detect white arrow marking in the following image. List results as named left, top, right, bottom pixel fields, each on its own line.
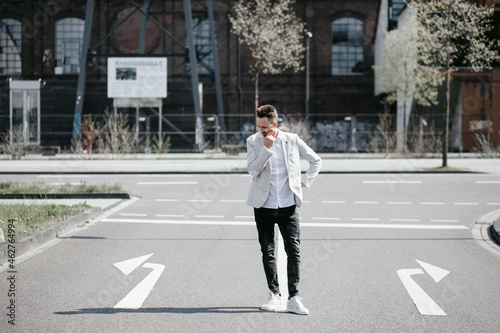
left=416, top=260, right=450, bottom=283
left=397, top=268, right=447, bottom=316
left=113, top=253, right=154, bottom=276
left=114, top=263, right=165, bottom=309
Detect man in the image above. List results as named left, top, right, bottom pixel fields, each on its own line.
left=246, top=104, right=322, bottom=315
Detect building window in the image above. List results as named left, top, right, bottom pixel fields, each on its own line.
left=0, top=19, right=22, bottom=75
left=187, top=18, right=217, bottom=74
left=331, top=17, right=364, bottom=75
left=55, top=17, right=84, bottom=74
left=389, top=0, right=406, bottom=30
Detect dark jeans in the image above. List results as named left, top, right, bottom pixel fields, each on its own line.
left=254, top=205, right=301, bottom=298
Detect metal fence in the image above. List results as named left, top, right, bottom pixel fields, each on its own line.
left=0, top=111, right=493, bottom=153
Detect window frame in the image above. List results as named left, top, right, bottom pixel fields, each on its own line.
left=331, top=17, right=365, bottom=76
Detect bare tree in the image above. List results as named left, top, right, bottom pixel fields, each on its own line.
left=411, top=0, right=499, bottom=167
left=229, top=0, right=306, bottom=116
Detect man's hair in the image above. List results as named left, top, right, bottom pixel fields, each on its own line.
left=256, top=104, right=278, bottom=123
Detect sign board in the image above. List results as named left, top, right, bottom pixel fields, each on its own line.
left=107, top=58, right=167, bottom=98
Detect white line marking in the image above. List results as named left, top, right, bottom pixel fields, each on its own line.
left=155, top=199, right=180, bottom=202
left=195, top=215, right=224, bottom=218
left=156, top=214, right=184, bottom=218
left=420, top=202, right=445, bottom=205
left=277, top=227, right=288, bottom=303
left=417, top=260, right=450, bottom=283
left=138, top=174, right=192, bottom=177
left=388, top=202, right=412, bottom=205
left=363, top=180, right=422, bottom=184
left=221, top=200, right=245, bottom=203
left=453, top=202, right=478, bottom=206
left=37, top=175, right=89, bottom=178
left=188, top=199, right=212, bottom=203
left=114, top=263, right=165, bottom=309
left=114, top=254, right=153, bottom=275
left=476, top=181, right=500, bottom=184
left=487, top=203, right=500, bottom=206
left=431, top=219, right=459, bottom=223
left=120, top=213, right=147, bottom=217
left=322, top=200, right=346, bottom=204
left=100, top=218, right=468, bottom=229
left=351, top=218, right=380, bottom=221
left=312, top=217, right=341, bottom=221
left=354, top=201, right=379, bottom=204
left=137, top=182, right=198, bottom=185
left=397, top=264, right=447, bottom=316
left=390, top=219, right=420, bottom=222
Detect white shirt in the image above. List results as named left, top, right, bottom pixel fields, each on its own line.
left=262, top=134, right=295, bottom=209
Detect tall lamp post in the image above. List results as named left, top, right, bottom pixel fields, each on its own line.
left=305, top=31, right=312, bottom=120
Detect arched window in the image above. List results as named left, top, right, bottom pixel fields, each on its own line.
left=55, top=17, right=84, bottom=74
left=0, top=18, right=22, bottom=75
left=331, top=17, right=364, bottom=75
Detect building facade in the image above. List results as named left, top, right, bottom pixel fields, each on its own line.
left=0, top=0, right=380, bottom=151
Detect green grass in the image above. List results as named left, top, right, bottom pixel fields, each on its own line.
left=0, top=202, right=90, bottom=244
left=0, top=180, right=123, bottom=194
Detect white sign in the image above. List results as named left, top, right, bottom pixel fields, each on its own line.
left=107, top=58, right=167, bottom=98
left=397, top=260, right=450, bottom=316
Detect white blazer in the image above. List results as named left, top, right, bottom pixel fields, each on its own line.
left=246, top=131, right=322, bottom=208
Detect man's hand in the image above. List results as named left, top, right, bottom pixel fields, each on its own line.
left=263, top=128, right=278, bottom=149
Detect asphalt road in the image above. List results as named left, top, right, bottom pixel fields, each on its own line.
left=1, top=173, right=500, bottom=332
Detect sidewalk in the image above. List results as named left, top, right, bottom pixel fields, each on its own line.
left=0, top=152, right=499, bottom=174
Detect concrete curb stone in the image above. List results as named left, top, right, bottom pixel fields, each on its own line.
left=0, top=207, right=102, bottom=265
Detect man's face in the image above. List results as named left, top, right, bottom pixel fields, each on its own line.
left=256, top=117, right=277, bottom=137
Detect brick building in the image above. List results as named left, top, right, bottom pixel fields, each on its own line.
left=0, top=0, right=381, bottom=151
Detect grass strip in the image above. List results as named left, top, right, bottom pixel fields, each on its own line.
left=0, top=180, right=123, bottom=194
left=0, top=202, right=90, bottom=244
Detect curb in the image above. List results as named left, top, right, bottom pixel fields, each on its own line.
left=0, top=207, right=102, bottom=265
left=489, top=219, right=500, bottom=246
left=0, top=193, right=131, bottom=199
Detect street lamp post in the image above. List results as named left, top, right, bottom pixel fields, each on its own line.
left=305, top=31, right=312, bottom=120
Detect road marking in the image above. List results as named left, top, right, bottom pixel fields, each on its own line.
left=487, top=203, right=500, bottom=206
left=114, top=253, right=153, bottom=275
left=38, top=175, right=89, bottom=178
left=137, top=182, right=198, bottom=185
left=155, top=199, right=180, bottom=202
left=188, top=199, right=212, bottom=203
left=431, top=219, right=459, bottom=223
left=113, top=254, right=165, bottom=309
left=138, top=174, right=192, bottom=177
left=322, top=200, right=346, bottom=204
left=476, top=181, right=500, bottom=184
left=221, top=199, right=245, bottom=203
left=388, top=202, right=412, bottom=205
left=277, top=228, right=288, bottom=304
left=101, top=218, right=468, bottom=230
left=354, top=201, right=379, bottom=204
left=156, top=214, right=184, bottom=218
left=195, top=215, right=224, bottom=218
left=363, top=180, right=422, bottom=184
left=453, top=202, right=478, bottom=206
left=390, top=219, right=420, bottom=222
left=397, top=260, right=449, bottom=316
left=420, top=202, right=445, bottom=205
left=351, top=217, right=380, bottom=221
left=120, top=213, right=147, bottom=217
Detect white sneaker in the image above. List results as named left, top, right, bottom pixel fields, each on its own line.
left=287, top=296, right=309, bottom=315
left=261, top=292, right=282, bottom=311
